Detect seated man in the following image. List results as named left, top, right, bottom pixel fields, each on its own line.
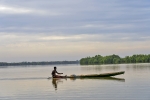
left=51, top=66, right=66, bottom=78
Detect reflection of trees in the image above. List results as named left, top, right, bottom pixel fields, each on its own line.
left=126, top=63, right=150, bottom=71
left=80, top=65, right=120, bottom=72
left=81, top=63, right=150, bottom=73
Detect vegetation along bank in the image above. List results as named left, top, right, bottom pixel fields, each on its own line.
left=80, top=54, right=150, bottom=65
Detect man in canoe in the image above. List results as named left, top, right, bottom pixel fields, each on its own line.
left=52, top=66, right=66, bottom=78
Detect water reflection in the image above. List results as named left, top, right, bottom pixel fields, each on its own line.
left=52, top=78, right=64, bottom=90
left=51, top=77, right=125, bottom=90
left=126, top=63, right=150, bottom=71
left=79, top=77, right=125, bottom=82
left=81, top=65, right=120, bottom=72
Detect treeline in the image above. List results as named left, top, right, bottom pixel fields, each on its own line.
left=0, top=61, right=79, bottom=66
left=80, top=54, right=150, bottom=65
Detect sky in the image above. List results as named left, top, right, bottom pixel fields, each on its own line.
left=0, top=0, right=150, bottom=62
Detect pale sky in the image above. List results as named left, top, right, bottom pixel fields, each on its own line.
left=0, top=0, right=150, bottom=62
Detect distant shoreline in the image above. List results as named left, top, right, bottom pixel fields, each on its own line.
left=1, top=54, right=150, bottom=66
left=0, top=61, right=80, bottom=66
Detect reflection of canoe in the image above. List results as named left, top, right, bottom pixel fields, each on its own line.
left=78, top=77, right=125, bottom=82
left=48, top=71, right=125, bottom=79
left=68, top=71, right=125, bottom=78
left=51, top=77, right=125, bottom=90
left=51, top=76, right=125, bottom=82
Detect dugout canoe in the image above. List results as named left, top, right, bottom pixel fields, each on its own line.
left=48, top=71, right=125, bottom=79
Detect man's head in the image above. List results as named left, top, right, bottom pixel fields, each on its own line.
left=54, top=66, right=56, bottom=70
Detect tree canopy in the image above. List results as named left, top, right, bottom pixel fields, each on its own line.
left=80, top=54, right=150, bottom=65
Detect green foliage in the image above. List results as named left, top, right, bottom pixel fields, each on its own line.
left=80, top=54, right=150, bottom=65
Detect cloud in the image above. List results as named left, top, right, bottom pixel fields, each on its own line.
left=0, top=32, right=150, bottom=47
left=1, top=34, right=150, bottom=62
left=0, top=5, right=32, bottom=14
left=0, top=5, right=61, bottom=16
left=1, top=0, right=150, bottom=35
left=0, top=0, right=150, bottom=62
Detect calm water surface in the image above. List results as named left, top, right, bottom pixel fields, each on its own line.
left=0, top=63, right=150, bottom=100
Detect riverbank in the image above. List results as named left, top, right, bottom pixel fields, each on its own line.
left=0, top=61, right=79, bottom=66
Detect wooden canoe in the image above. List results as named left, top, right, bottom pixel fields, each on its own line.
left=48, top=71, right=125, bottom=79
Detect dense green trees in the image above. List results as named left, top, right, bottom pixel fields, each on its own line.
left=80, top=54, right=150, bottom=65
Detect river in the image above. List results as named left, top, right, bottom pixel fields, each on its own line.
left=0, top=63, right=150, bottom=100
